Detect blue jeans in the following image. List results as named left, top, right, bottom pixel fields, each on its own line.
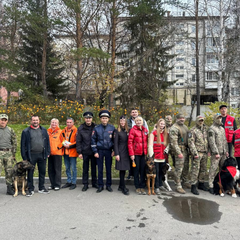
left=64, top=155, right=77, bottom=184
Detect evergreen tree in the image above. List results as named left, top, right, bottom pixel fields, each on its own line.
left=116, top=0, right=175, bottom=110
left=18, top=0, right=69, bottom=100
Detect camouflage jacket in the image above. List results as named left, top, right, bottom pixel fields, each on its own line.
left=169, top=123, right=188, bottom=155
left=0, top=126, right=17, bottom=155
left=208, top=123, right=228, bottom=155
left=188, top=125, right=208, bottom=156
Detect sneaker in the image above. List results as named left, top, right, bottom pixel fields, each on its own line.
left=54, top=187, right=60, bottom=191
left=159, top=186, right=167, bottom=192
left=155, top=188, right=161, bottom=195
left=38, top=188, right=50, bottom=194
left=140, top=188, right=147, bottom=195
left=48, top=186, right=54, bottom=190
left=136, top=188, right=141, bottom=195
left=26, top=191, right=34, bottom=197
left=176, top=187, right=186, bottom=194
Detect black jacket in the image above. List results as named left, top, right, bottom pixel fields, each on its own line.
left=76, top=122, right=96, bottom=155
left=21, top=126, right=50, bottom=161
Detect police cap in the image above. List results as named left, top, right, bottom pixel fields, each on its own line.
left=83, top=112, right=93, bottom=118
left=99, top=110, right=111, bottom=118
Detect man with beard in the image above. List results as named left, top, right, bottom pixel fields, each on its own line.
left=169, top=113, right=190, bottom=194
left=208, top=113, right=229, bottom=194
left=21, top=116, right=50, bottom=197
left=188, top=116, right=209, bottom=195
left=127, top=108, right=148, bottom=131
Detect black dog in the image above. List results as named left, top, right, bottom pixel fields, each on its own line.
left=12, top=161, right=34, bottom=197
left=213, top=157, right=239, bottom=198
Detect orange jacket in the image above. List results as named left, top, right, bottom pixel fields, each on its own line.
left=47, top=127, right=63, bottom=156
left=58, top=125, right=78, bottom=157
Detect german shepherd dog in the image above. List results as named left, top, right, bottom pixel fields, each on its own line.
left=12, top=161, right=34, bottom=197
left=146, top=155, right=156, bottom=195
left=213, top=157, right=240, bottom=198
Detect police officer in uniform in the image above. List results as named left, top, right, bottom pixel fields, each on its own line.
left=208, top=113, right=229, bottom=194
left=188, top=116, right=209, bottom=195
left=91, top=110, right=115, bottom=193
left=76, top=112, right=98, bottom=191
left=169, top=113, right=190, bottom=194
left=0, top=114, right=16, bottom=195
left=219, top=105, right=237, bottom=157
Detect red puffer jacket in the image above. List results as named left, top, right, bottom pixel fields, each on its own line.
left=128, top=125, right=148, bottom=156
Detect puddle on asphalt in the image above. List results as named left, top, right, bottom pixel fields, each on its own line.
left=163, top=196, right=222, bottom=225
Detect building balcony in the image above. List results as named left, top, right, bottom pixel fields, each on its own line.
left=205, top=81, right=218, bottom=89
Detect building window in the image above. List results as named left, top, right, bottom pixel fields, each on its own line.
left=176, top=49, right=184, bottom=53
left=191, top=41, right=196, bottom=50
left=176, top=57, right=185, bottom=61
left=206, top=37, right=220, bottom=47
left=191, top=25, right=196, bottom=33
left=176, top=74, right=184, bottom=78
left=207, top=54, right=218, bottom=64
left=192, top=58, right=196, bottom=66
left=176, top=66, right=184, bottom=69
left=206, top=72, right=219, bottom=81
left=231, top=88, right=240, bottom=96
left=176, top=41, right=184, bottom=45
left=192, top=74, right=196, bottom=82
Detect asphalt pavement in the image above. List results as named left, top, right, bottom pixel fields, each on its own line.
left=0, top=180, right=239, bottom=240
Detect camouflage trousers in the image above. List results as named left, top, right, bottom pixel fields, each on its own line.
left=190, top=152, right=208, bottom=185
left=173, top=150, right=189, bottom=187
left=208, top=154, right=226, bottom=188
left=0, top=151, right=14, bottom=186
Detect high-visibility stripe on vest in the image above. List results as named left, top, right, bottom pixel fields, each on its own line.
left=234, top=129, right=240, bottom=157
left=225, top=115, right=235, bottom=143
left=153, top=130, right=166, bottom=159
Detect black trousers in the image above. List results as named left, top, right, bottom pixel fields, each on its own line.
left=133, top=154, right=146, bottom=189
left=28, top=153, right=46, bottom=191
left=48, top=155, right=62, bottom=188
left=82, top=154, right=97, bottom=186
left=119, top=170, right=126, bottom=188
left=155, top=162, right=166, bottom=188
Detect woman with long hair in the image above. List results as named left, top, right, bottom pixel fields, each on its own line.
left=114, top=116, right=130, bottom=195
left=148, top=118, right=169, bottom=194
left=128, top=116, right=148, bottom=195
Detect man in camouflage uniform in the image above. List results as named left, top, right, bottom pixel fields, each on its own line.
left=0, top=114, right=17, bottom=195
left=165, top=115, right=175, bottom=166
left=169, top=113, right=190, bottom=194
left=188, top=116, right=209, bottom=195
left=208, top=113, right=229, bottom=194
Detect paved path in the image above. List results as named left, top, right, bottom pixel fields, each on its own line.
left=0, top=182, right=239, bottom=240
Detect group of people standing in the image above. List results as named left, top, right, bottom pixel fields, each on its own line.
left=0, top=104, right=239, bottom=197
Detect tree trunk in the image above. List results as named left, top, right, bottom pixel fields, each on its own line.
left=195, top=0, right=200, bottom=116
left=109, top=0, right=116, bottom=108
left=41, top=0, right=48, bottom=98
left=75, top=1, right=83, bottom=101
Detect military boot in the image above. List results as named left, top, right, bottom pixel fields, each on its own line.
left=176, top=187, right=186, bottom=194
left=191, top=185, right=199, bottom=195
left=182, top=181, right=191, bottom=189
left=198, top=182, right=208, bottom=191
left=6, top=185, right=15, bottom=196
